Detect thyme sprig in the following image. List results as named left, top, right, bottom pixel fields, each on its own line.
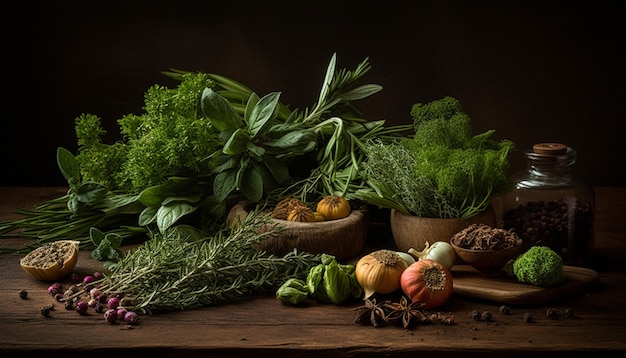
left=96, top=210, right=322, bottom=314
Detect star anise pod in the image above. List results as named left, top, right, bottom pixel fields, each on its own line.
left=352, top=297, right=387, bottom=327
left=384, top=296, right=428, bottom=329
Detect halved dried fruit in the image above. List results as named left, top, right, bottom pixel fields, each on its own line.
left=20, top=240, right=80, bottom=281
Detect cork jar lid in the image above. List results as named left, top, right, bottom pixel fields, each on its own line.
left=533, top=143, right=568, bottom=155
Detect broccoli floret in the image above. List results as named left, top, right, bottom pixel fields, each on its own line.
left=512, top=246, right=564, bottom=287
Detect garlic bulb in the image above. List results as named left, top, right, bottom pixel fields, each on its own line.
left=395, top=251, right=416, bottom=266
left=408, top=241, right=456, bottom=270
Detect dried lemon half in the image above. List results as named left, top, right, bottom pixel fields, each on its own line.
left=20, top=240, right=80, bottom=281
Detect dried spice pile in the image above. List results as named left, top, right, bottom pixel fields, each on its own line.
left=451, top=224, right=521, bottom=250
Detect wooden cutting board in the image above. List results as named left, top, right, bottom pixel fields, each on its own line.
left=451, top=265, right=600, bottom=305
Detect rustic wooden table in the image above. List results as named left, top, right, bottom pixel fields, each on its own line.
left=1, top=186, right=625, bottom=357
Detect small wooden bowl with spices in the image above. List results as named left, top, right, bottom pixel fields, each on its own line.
left=449, top=224, right=522, bottom=277
left=227, top=197, right=369, bottom=261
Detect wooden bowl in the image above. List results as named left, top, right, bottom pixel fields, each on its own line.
left=450, top=236, right=522, bottom=277
left=227, top=201, right=369, bottom=261
left=391, top=205, right=497, bottom=253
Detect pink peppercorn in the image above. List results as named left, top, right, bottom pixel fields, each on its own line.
left=75, top=301, right=89, bottom=315
left=104, top=309, right=117, bottom=323
left=107, top=297, right=120, bottom=310
left=47, top=283, right=62, bottom=295
left=116, top=308, right=128, bottom=320
left=124, top=311, right=139, bottom=324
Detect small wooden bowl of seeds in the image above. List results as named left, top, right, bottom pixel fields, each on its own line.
left=450, top=224, right=522, bottom=277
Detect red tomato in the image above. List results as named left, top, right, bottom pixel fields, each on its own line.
left=400, top=259, right=453, bottom=309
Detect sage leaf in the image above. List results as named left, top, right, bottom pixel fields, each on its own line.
left=156, top=201, right=197, bottom=232
left=246, top=141, right=265, bottom=157
left=56, top=147, right=80, bottom=183
left=89, top=227, right=107, bottom=246
left=200, top=87, right=242, bottom=131
left=213, top=170, right=237, bottom=202
left=75, top=181, right=108, bottom=206
left=139, top=178, right=197, bottom=207
left=138, top=185, right=169, bottom=207
left=138, top=206, right=158, bottom=226
left=162, top=194, right=200, bottom=206
left=260, top=155, right=289, bottom=184
left=212, top=157, right=238, bottom=174
left=67, top=196, right=80, bottom=213
left=247, top=92, right=281, bottom=139
left=244, top=92, right=260, bottom=126
left=90, top=227, right=122, bottom=262
left=223, top=128, right=250, bottom=155
left=240, top=165, right=263, bottom=203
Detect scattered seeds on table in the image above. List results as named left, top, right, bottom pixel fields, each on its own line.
left=469, top=310, right=482, bottom=321
left=481, top=311, right=493, bottom=321
left=40, top=304, right=54, bottom=318
left=546, top=308, right=558, bottom=319
left=523, top=312, right=533, bottom=323
left=19, top=289, right=28, bottom=299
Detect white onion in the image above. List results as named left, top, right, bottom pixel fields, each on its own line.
left=408, top=241, right=456, bottom=269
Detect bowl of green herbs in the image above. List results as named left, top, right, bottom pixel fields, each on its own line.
left=354, top=96, right=514, bottom=252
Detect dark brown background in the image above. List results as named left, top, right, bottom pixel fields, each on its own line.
left=3, top=0, right=624, bottom=187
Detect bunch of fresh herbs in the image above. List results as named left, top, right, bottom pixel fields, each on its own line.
left=83, top=210, right=322, bottom=313
left=356, top=96, right=514, bottom=219
left=0, top=54, right=410, bottom=253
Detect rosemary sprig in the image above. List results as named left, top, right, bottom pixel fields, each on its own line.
left=96, top=210, right=322, bottom=314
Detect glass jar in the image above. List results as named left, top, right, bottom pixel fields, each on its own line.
left=501, top=143, right=594, bottom=266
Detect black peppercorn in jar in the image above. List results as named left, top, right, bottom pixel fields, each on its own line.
left=501, top=143, right=594, bottom=266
